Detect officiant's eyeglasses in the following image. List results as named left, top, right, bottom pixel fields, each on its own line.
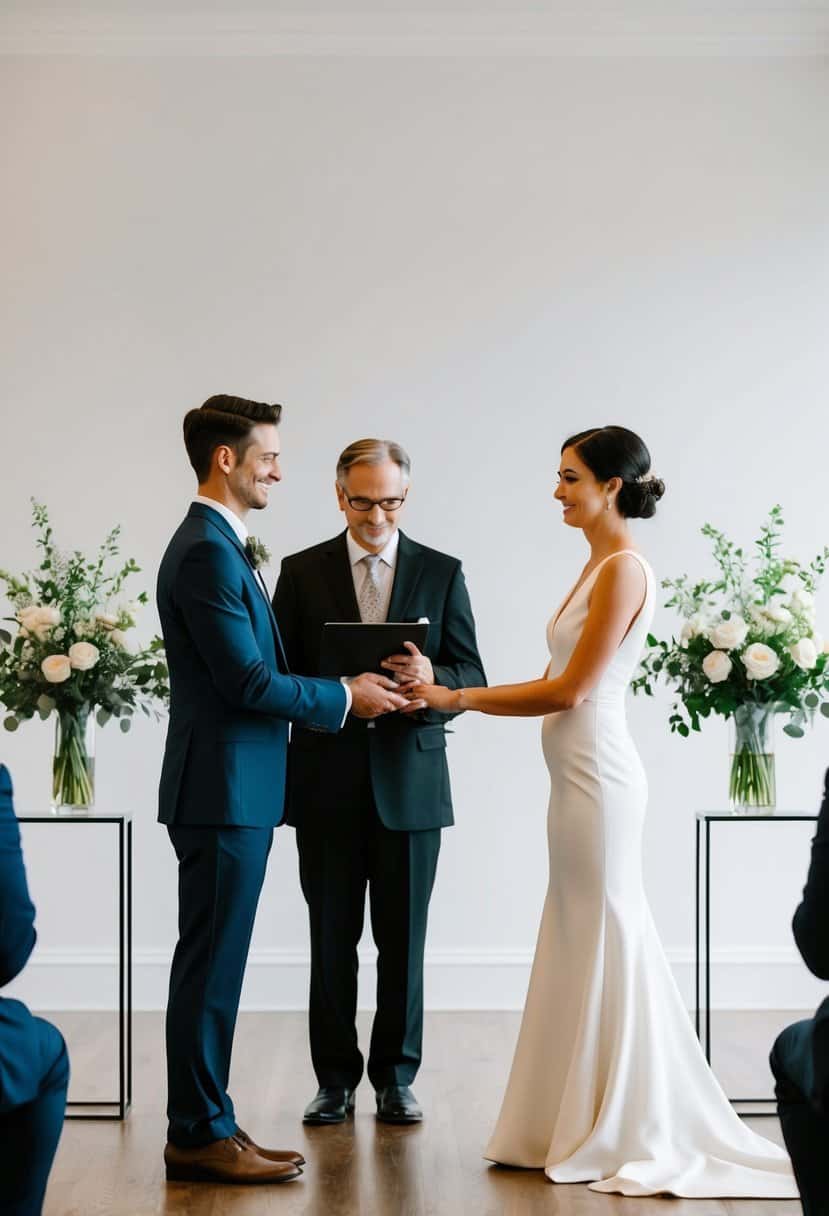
left=342, top=491, right=408, bottom=512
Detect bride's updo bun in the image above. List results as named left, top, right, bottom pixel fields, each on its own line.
left=561, top=426, right=665, bottom=520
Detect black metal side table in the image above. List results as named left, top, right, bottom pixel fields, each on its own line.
left=17, top=813, right=133, bottom=1121
left=695, top=810, right=816, bottom=1117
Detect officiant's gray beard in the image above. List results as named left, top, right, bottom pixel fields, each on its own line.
left=352, top=519, right=395, bottom=549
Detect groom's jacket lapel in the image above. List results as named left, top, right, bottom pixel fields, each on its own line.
left=186, top=503, right=289, bottom=672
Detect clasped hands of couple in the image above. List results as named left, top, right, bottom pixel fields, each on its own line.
left=347, top=641, right=456, bottom=717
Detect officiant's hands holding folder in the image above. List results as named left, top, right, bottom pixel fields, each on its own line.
left=381, top=640, right=434, bottom=689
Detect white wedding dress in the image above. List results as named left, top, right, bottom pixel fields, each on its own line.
left=484, top=550, right=797, bottom=1198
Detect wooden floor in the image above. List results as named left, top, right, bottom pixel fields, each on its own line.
left=43, top=1011, right=801, bottom=1216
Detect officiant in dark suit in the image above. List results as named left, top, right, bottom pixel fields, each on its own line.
left=273, top=438, right=486, bottom=1126
left=771, top=767, right=829, bottom=1216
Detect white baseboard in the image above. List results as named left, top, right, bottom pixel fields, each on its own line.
left=6, top=946, right=826, bottom=1012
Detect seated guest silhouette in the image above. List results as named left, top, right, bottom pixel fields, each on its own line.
left=0, top=764, right=69, bottom=1216
left=771, top=767, right=829, bottom=1216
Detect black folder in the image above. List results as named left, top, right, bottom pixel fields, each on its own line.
left=319, top=622, right=429, bottom=678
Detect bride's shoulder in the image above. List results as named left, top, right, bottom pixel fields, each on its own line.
left=607, top=547, right=651, bottom=567
left=596, top=550, right=653, bottom=586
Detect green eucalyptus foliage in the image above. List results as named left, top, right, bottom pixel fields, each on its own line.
left=0, top=500, right=170, bottom=731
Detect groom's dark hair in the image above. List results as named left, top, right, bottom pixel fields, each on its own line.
left=183, top=395, right=283, bottom=482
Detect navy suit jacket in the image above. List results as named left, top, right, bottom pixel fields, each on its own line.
left=0, top=763, right=42, bottom=1112
left=792, top=767, right=829, bottom=1111
left=156, top=503, right=347, bottom=828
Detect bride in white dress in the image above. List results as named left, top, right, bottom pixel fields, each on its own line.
left=407, top=426, right=797, bottom=1199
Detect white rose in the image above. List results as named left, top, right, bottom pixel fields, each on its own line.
left=18, top=604, right=61, bottom=640
left=680, top=614, right=707, bottom=647
left=702, top=650, right=733, bottom=684
left=790, top=637, right=818, bottom=671
left=766, top=604, right=792, bottom=626
left=708, top=616, right=748, bottom=651
left=41, top=654, right=72, bottom=683
left=742, top=642, right=781, bottom=681
left=68, top=641, right=99, bottom=671
left=34, top=606, right=62, bottom=641
left=110, top=628, right=135, bottom=653
left=811, top=631, right=824, bottom=656
left=95, top=611, right=118, bottom=630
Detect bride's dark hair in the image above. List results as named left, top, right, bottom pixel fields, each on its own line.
left=561, top=426, right=665, bottom=520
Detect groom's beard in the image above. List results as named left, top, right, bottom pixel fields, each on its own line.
left=232, top=477, right=273, bottom=513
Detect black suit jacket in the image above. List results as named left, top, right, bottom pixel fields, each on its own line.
left=792, top=767, right=829, bottom=1111
left=273, top=530, right=486, bottom=831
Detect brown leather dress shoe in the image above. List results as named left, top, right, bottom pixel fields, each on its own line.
left=164, top=1134, right=302, bottom=1184
left=234, top=1127, right=305, bottom=1167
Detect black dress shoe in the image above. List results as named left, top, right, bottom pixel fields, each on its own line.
left=302, top=1087, right=355, bottom=1125
left=375, top=1085, right=423, bottom=1124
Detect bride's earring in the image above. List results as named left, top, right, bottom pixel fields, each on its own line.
left=606, top=498, right=612, bottom=512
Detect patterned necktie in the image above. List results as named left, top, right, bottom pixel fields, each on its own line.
left=358, top=554, right=385, bottom=623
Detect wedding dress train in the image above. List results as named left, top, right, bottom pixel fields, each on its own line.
left=485, top=550, right=797, bottom=1198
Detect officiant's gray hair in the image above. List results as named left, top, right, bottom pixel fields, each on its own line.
left=336, top=439, right=411, bottom=485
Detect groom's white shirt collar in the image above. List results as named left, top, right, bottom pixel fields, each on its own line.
left=193, top=495, right=248, bottom=547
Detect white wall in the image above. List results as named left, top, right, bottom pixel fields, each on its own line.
left=1, top=45, right=828, bottom=1011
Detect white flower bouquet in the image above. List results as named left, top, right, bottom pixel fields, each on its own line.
left=633, top=506, right=829, bottom=809
left=0, top=501, right=169, bottom=809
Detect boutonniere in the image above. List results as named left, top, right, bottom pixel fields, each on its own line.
left=245, top=536, right=271, bottom=571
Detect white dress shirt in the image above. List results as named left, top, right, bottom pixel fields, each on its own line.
left=191, top=495, right=351, bottom=721
left=346, top=528, right=400, bottom=623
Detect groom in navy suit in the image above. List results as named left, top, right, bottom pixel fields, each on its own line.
left=157, top=395, right=409, bottom=1185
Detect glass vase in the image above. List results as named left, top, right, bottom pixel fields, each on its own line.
left=52, top=707, right=95, bottom=814
left=729, top=703, right=776, bottom=814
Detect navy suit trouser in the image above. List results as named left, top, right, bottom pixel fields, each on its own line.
left=166, top=825, right=273, bottom=1148
left=0, top=1000, right=69, bottom=1216
left=771, top=1018, right=829, bottom=1216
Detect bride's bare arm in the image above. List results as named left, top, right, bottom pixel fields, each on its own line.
left=412, top=556, right=647, bottom=717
